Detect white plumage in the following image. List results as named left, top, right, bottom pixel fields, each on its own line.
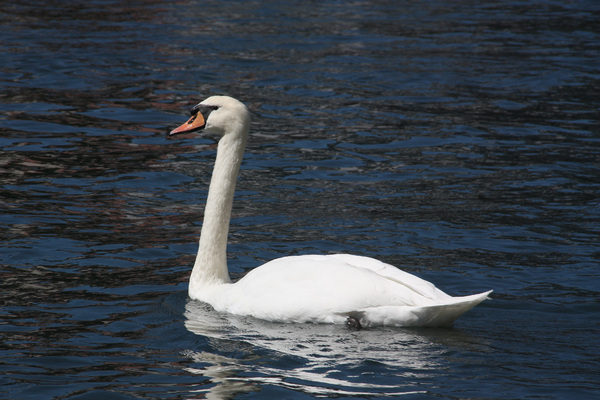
left=170, top=96, right=491, bottom=328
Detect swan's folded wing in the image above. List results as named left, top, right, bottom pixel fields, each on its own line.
left=328, top=254, right=454, bottom=301
left=217, top=254, right=492, bottom=326
left=224, top=255, right=438, bottom=322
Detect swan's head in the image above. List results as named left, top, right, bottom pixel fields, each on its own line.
left=169, top=96, right=250, bottom=137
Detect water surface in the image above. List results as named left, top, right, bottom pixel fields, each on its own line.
left=1, top=0, right=599, bottom=399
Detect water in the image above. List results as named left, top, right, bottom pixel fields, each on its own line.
left=1, top=0, right=599, bottom=398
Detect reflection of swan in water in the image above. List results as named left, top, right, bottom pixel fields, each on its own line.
left=170, top=96, right=492, bottom=328
left=183, top=300, right=489, bottom=398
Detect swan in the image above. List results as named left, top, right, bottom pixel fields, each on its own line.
left=169, top=95, right=492, bottom=328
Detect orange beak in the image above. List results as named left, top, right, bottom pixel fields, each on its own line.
left=169, top=112, right=206, bottom=136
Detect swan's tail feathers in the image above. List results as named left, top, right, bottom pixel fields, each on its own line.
left=361, top=290, right=493, bottom=328
left=424, top=289, right=493, bottom=327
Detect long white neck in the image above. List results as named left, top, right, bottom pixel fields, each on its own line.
left=189, top=126, right=248, bottom=294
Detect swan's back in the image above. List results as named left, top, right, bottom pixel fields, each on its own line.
left=205, top=254, right=491, bottom=327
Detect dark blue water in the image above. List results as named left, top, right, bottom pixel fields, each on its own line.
left=1, top=0, right=599, bottom=399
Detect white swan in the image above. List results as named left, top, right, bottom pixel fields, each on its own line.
left=170, top=95, right=492, bottom=328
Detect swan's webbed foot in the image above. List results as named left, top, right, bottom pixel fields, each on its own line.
left=346, top=316, right=362, bottom=331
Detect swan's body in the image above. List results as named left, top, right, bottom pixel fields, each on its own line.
left=170, top=96, right=491, bottom=327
